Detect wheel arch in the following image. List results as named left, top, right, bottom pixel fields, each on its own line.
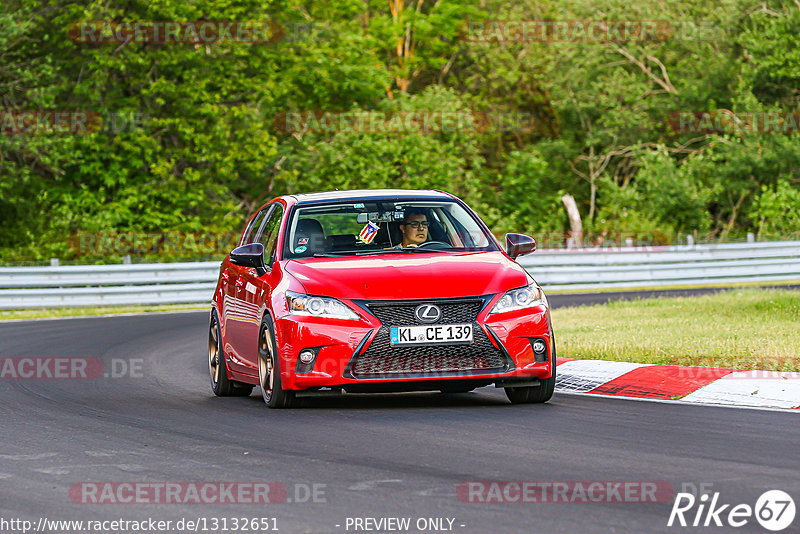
left=259, top=308, right=296, bottom=390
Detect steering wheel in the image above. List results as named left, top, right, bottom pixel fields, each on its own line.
left=418, top=240, right=453, bottom=249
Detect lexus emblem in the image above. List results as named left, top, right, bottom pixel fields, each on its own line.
left=415, top=304, right=442, bottom=324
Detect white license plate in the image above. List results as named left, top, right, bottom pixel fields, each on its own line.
left=390, top=324, right=473, bottom=345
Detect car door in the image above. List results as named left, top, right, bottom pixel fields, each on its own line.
left=225, top=205, right=272, bottom=374
left=235, top=203, right=285, bottom=370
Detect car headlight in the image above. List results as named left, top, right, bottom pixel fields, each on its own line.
left=286, top=291, right=360, bottom=320
left=490, top=283, right=547, bottom=314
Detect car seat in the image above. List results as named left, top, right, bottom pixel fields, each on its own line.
left=427, top=219, right=447, bottom=243
left=326, top=234, right=356, bottom=251
left=293, top=219, right=325, bottom=257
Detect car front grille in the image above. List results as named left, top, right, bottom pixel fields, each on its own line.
left=367, top=300, right=483, bottom=326
left=347, top=298, right=511, bottom=379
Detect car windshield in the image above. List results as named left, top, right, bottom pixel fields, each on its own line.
left=283, top=199, right=498, bottom=259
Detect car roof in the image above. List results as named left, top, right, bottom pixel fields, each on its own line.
left=288, top=189, right=454, bottom=205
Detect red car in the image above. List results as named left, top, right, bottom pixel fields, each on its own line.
left=208, top=189, right=555, bottom=408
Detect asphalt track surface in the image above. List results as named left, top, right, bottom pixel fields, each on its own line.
left=1, top=309, right=798, bottom=534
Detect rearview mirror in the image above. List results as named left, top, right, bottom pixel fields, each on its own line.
left=230, top=243, right=267, bottom=275
left=505, top=233, right=536, bottom=259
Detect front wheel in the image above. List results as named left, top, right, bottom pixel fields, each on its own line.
left=505, top=340, right=556, bottom=404
left=258, top=316, right=297, bottom=409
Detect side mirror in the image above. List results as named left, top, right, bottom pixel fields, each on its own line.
left=505, top=233, right=536, bottom=259
left=230, top=243, right=267, bottom=276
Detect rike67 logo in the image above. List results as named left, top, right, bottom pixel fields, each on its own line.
left=668, top=490, right=795, bottom=531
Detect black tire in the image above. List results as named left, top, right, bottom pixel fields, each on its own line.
left=209, top=310, right=253, bottom=397
left=505, top=338, right=556, bottom=404
left=258, top=316, right=297, bottom=409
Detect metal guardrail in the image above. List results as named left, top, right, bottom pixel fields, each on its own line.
left=0, top=241, right=798, bottom=309
left=0, top=263, right=219, bottom=309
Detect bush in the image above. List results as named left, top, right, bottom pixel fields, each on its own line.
left=751, top=180, right=800, bottom=238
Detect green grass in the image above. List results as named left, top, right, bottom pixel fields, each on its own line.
left=545, top=279, right=800, bottom=294
left=550, top=289, right=800, bottom=371
left=0, top=303, right=208, bottom=321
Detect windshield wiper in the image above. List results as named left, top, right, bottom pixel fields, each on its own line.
left=356, top=247, right=450, bottom=256
left=405, top=247, right=450, bottom=252
left=312, top=252, right=353, bottom=257
left=312, top=250, right=396, bottom=257
left=354, top=249, right=406, bottom=255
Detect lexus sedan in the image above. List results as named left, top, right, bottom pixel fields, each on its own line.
left=208, top=189, right=555, bottom=408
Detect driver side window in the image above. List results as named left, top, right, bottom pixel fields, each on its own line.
left=241, top=207, right=271, bottom=245
left=255, top=204, right=284, bottom=266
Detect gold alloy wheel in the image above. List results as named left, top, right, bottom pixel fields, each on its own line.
left=208, top=318, right=220, bottom=386
left=259, top=326, right=275, bottom=403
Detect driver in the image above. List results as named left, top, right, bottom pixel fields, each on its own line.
left=396, top=209, right=429, bottom=248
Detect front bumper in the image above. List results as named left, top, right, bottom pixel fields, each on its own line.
left=273, top=296, right=553, bottom=391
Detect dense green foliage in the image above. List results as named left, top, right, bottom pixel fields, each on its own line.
left=1, top=0, right=799, bottom=262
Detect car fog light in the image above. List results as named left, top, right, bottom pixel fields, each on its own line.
left=532, top=339, right=547, bottom=355
left=299, top=350, right=315, bottom=364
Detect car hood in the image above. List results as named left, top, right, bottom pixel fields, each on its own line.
left=284, top=251, right=530, bottom=300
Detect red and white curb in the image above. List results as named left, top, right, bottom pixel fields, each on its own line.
left=555, top=358, right=800, bottom=410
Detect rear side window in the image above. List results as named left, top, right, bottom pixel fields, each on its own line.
left=256, top=204, right=284, bottom=266
left=241, top=206, right=271, bottom=245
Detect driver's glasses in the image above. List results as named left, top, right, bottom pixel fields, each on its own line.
left=405, top=221, right=429, bottom=229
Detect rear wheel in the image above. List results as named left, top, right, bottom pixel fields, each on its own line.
left=209, top=310, right=253, bottom=397
left=258, top=316, right=297, bottom=409
left=505, top=339, right=556, bottom=404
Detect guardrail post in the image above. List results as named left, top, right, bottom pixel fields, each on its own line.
left=50, top=258, right=59, bottom=267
